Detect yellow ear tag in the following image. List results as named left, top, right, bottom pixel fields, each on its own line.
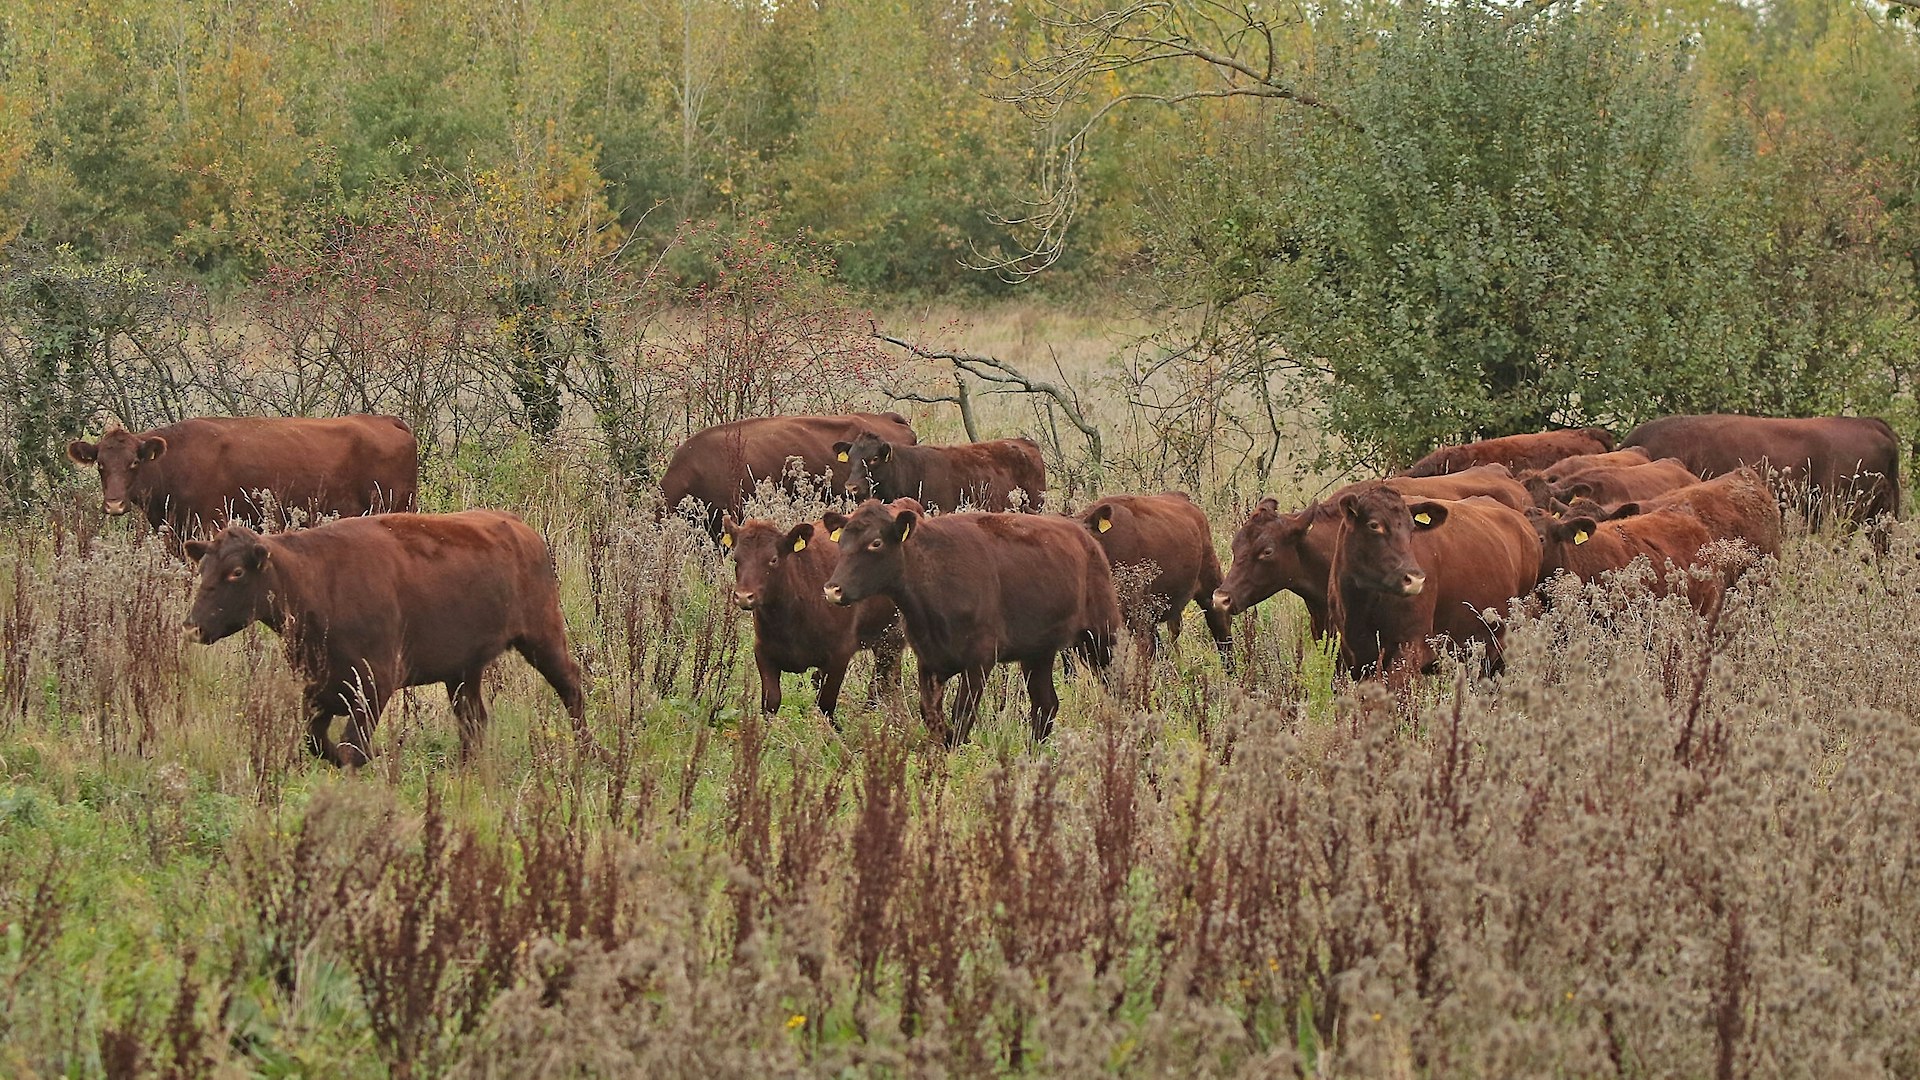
left=792, top=537, right=807, bottom=552
left=1573, top=530, right=1590, bottom=545
left=1413, top=512, right=1432, bottom=525
left=1097, top=518, right=1111, bottom=532
left=829, top=528, right=842, bottom=542
left=837, top=452, right=848, bottom=462
left=900, top=521, right=912, bottom=541
left=721, top=533, right=733, bottom=548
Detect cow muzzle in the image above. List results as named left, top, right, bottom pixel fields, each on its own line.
left=1211, top=588, right=1236, bottom=614
left=732, top=590, right=757, bottom=612
left=103, top=500, right=127, bottom=516
left=1398, top=572, right=1427, bottom=596
left=822, top=583, right=848, bottom=607
left=180, top=623, right=204, bottom=646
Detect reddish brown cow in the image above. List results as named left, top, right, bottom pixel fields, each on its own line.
left=1211, top=467, right=1533, bottom=636
left=68, top=415, right=418, bottom=542
left=721, top=515, right=903, bottom=719
left=1546, top=458, right=1700, bottom=508
left=1402, top=427, right=1614, bottom=478
left=1534, top=509, right=1723, bottom=614
left=1328, top=489, right=1539, bottom=685
left=659, top=413, right=919, bottom=536
left=835, top=432, right=1046, bottom=513
left=821, top=499, right=1120, bottom=746
left=181, top=511, right=585, bottom=767
left=1519, top=449, right=1654, bottom=505
left=1622, top=414, right=1900, bottom=521
left=1077, top=492, right=1231, bottom=664
left=1561, top=467, right=1782, bottom=560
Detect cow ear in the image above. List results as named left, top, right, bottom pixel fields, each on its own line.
left=719, top=514, right=738, bottom=548
left=1086, top=505, right=1114, bottom=533
left=1408, top=501, right=1449, bottom=529
left=784, top=522, right=815, bottom=554
left=891, top=509, right=918, bottom=544
left=138, top=436, right=168, bottom=461
left=1339, top=494, right=1362, bottom=520
left=67, top=440, right=98, bottom=465
left=1607, top=502, right=1642, bottom=521
left=820, top=511, right=847, bottom=542
left=832, top=441, right=851, bottom=463
left=873, top=441, right=892, bottom=463
left=183, top=540, right=210, bottom=563
left=1583, top=426, right=1616, bottom=450
left=1256, top=497, right=1279, bottom=515
left=246, top=543, right=270, bottom=571
left=1567, top=482, right=1595, bottom=499
left=1561, top=517, right=1598, bottom=546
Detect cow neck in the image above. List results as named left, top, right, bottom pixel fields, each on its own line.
left=886, top=521, right=960, bottom=642
left=253, top=536, right=305, bottom=636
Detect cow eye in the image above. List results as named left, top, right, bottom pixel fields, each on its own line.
left=225, top=567, right=245, bottom=581
left=767, top=558, right=777, bottom=568
left=1258, top=548, right=1273, bottom=561
left=867, top=538, right=884, bottom=550
left=1368, top=521, right=1386, bottom=534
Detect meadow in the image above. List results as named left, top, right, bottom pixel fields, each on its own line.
left=2, top=415, right=1918, bottom=1077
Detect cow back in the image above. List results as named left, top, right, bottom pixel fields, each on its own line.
left=1402, top=427, right=1614, bottom=477
left=1080, top=492, right=1218, bottom=623
left=1622, top=414, right=1899, bottom=519
left=661, top=412, right=919, bottom=528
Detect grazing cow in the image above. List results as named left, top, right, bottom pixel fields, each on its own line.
left=68, top=415, right=418, bottom=542
left=1519, top=449, right=1654, bottom=505
left=1210, top=467, right=1532, bottom=636
left=1077, top=492, right=1231, bottom=664
left=721, top=515, right=903, bottom=719
left=835, top=432, right=1047, bottom=513
left=1561, top=467, right=1782, bottom=560
left=180, top=511, right=586, bottom=767
left=1402, top=427, right=1614, bottom=478
left=659, top=413, right=919, bottom=536
left=1621, top=414, right=1900, bottom=521
left=821, top=499, right=1120, bottom=746
left=1545, top=458, right=1700, bottom=509
left=1534, top=509, right=1723, bottom=614
left=1327, top=488, right=1539, bottom=685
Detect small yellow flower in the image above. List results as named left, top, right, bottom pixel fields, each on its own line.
left=786, top=1014, right=806, bottom=1030
left=1266, top=956, right=1279, bottom=973
left=1371, top=1012, right=1382, bottom=1023
left=1565, top=990, right=1576, bottom=1002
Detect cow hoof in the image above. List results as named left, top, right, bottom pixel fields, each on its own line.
left=333, top=744, right=370, bottom=768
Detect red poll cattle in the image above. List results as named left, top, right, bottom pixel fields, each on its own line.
left=181, top=511, right=585, bottom=766
left=1622, top=414, right=1899, bottom=521
left=1562, top=467, right=1782, bottom=560
left=1078, top=492, right=1231, bottom=663
left=721, top=515, right=903, bottom=719
left=821, top=499, right=1119, bottom=746
left=68, top=415, right=418, bottom=542
left=1542, top=457, right=1700, bottom=508
left=835, top=432, right=1047, bottom=513
left=1534, top=508, right=1723, bottom=614
left=1402, top=427, right=1614, bottom=478
left=659, top=412, right=919, bottom=535
left=1327, top=488, right=1539, bottom=685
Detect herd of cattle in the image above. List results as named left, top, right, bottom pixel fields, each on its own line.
left=54, top=410, right=1900, bottom=764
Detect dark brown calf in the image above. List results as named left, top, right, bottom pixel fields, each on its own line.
left=721, top=515, right=903, bottom=719
left=1078, top=492, right=1231, bottom=665
left=1329, top=489, right=1540, bottom=687
left=1548, top=458, right=1700, bottom=508
left=1622, top=413, right=1899, bottom=522
left=68, top=415, right=418, bottom=544
left=1402, top=427, right=1614, bottom=478
left=659, top=412, right=919, bottom=536
left=1211, top=467, right=1532, bottom=636
left=836, top=432, right=1046, bottom=513
left=181, top=511, right=585, bottom=766
left=1534, top=509, right=1722, bottom=614
left=1562, top=467, right=1782, bottom=560
left=821, top=500, right=1120, bottom=746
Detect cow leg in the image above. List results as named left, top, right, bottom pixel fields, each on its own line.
left=756, top=649, right=784, bottom=715
left=815, top=654, right=851, bottom=723
left=948, top=666, right=992, bottom=747
left=303, top=689, right=341, bottom=762
left=447, top=673, right=490, bottom=761
left=1022, top=655, right=1060, bottom=742
left=333, top=684, right=391, bottom=769
left=917, top=666, right=953, bottom=747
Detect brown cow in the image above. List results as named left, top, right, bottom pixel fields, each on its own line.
left=659, top=413, right=919, bottom=536
left=1211, top=466, right=1533, bottom=636
left=1402, top=427, right=1614, bottom=478
left=181, top=511, right=585, bottom=767
left=68, top=415, right=418, bottom=542
left=1534, top=509, right=1723, bottom=614
left=721, top=515, right=903, bottom=719
left=835, top=432, right=1046, bottom=513
left=1077, top=492, right=1231, bottom=665
left=1621, top=414, right=1900, bottom=521
left=1561, top=467, right=1782, bottom=560
left=1518, top=448, right=1654, bottom=505
left=1328, top=488, right=1540, bottom=685
left=821, top=499, right=1120, bottom=746
left=1546, top=458, right=1700, bottom=508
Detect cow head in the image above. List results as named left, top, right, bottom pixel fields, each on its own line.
left=822, top=499, right=915, bottom=606
left=1520, top=472, right=1557, bottom=509
left=1080, top=502, right=1120, bottom=538
left=181, top=525, right=274, bottom=646
left=1336, top=488, right=1444, bottom=597
left=1534, top=515, right=1601, bottom=578
left=68, top=428, right=167, bottom=516
left=1214, top=497, right=1315, bottom=614
left=834, top=432, right=894, bottom=502
left=721, top=514, right=815, bottom=612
